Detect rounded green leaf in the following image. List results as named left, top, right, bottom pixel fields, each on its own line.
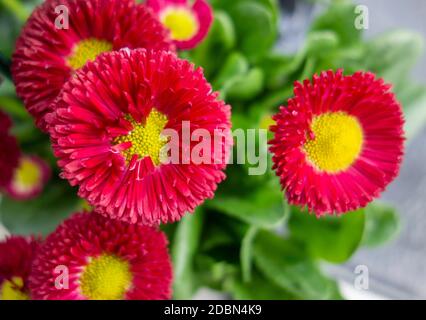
left=229, top=1, right=276, bottom=62
left=226, top=67, right=265, bottom=101
left=362, top=203, right=400, bottom=247
left=253, top=231, right=340, bottom=299
left=288, top=207, right=365, bottom=263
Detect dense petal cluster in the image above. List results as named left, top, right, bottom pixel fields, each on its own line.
left=12, top=0, right=174, bottom=131
left=48, top=49, right=231, bottom=225
left=147, top=0, right=213, bottom=49
left=5, top=155, right=51, bottom=200
left=0, top=236, right=40, bottom=300
left=270, top=70, right=404, bottom=215
left=29, top=212, right=172, bottom=300
left=0, top=110, right=20, bottom=188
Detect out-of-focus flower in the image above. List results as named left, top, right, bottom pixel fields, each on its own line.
left=12, top=0, right=174, bottom=132
left=270, top=70, right=404, bottom=216
left=146, top=0, right=213, bottom=49
left=5, top=155, right=51, bottom=200
left=0, top=236, right=40, bottom=300
left=0, top=110, right=20, bottom=189
left=48, top=49, right=231, bottom=225
left=29, top=212, right=172, bottom=300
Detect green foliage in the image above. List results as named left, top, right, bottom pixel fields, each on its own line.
left=0, top=180, right=80, bottom=236
left=0, top=0, right=421, bottom=301
left=253, top=231, right=341, bottom=299
left=289, top=207, right=365, bottom=263
left=171, top=208, right=205, bottom=299
left=362, top=203, right=400, bottom=247
left=207, top=181, right=288, bottom=229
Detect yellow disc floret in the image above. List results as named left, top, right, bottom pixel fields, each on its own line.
left=13, top=157, right=41, bottom=191
left=0, top=277, right=29, bottom=300
left=67, top=38, right=112, bottom=70
left=80, top=254, right=132, bottom=300
left=114, top=109, right=169, bottom=166
left=304, top=111, right=364, bottom=173
left=160, top=7, right=199, bottom=41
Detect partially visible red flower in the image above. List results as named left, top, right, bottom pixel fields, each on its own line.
left=12, top=0, right=174, bottom=131
left=0, top=236, right=40, bottom=300
left=5, top=155, right=51, bottom=200
left=0, top=109, right=13, bottom=132
left=146, top=0, right=213, bottom=49
left=48, top=49, right=232, bottom=226
left=270, top=70, right=404, bottom=215
left=0, top=110, right=20, bottom=189
left=29, top=212, right=172, bottom=300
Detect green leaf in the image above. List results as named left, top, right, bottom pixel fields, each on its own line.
left=310, top=1, right=362, bottom=46
left=253, top=231, right=340, bottom=299
left=288, top=207, right=365, bottom=263
left=211, top=10, right=236, bottom=51
left=188, top=10, right=236, bottom=79
left=364, top=30, right=424, bottom=89
left=211, top=0, right=280, bottom=25
left=396, top=82, right=426, bottom=141
left=228, top=1, right=276, bottom=62
left=305, top=31, right=340, bottom=58
left=172, top=208, right=204, bottom=299
left=201, top=218, right=236, bottom=252
left=227, top=271, right=296, bottom=300
left=0, top=180, right=80, bottom=236
left=362, top=203, right=400, bottom=247
left=0, top=96, right=30, bottom=120
left=240, top=226, right=258, bottom=282
left=226, top=67, right=265, bottom=101
left=207, top=178, right=288, bottom=228
left=212, top=52, right=249, bottom=91
left=258, top=53, right=300, bottom=90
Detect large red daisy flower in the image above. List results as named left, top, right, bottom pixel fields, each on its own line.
left=0, top=236, right=40, bottom=300
left=29, top=212, right=172, bottom=300
left=146, top=0, right=213, bottom=49
left=270, top=70, right=404, bottom=215
left=48, top=49, right=231, bottom=225
left=0, top=110, right=20, bottom=189
left=12, top=0, right=174, bottom=131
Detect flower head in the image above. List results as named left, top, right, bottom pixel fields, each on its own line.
left=12, top=0, right=174, bottom=131
left=48, top=49, right=231, bottom=225
left=5, top=155, right=51, bottom=200
left=146, top=0, right=213, bottom=49
left=29, top=212, right=172, bottom=300
left=0, top=236, right=40, bottom=300
left=0, top=110, right=20, bottom=189
left=270, top=70, right=404, bottom=215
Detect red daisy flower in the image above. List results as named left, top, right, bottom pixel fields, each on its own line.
left=48, top=49, right=231, bottom=225
left=29, top=212, right=172, bottom=300
left=0, top=236, right=40, bottom=300
left=5, top=155, right=51, bottom=200
left=0, top=110, right=20, bottom=189
left=270, top=70, right=404, bottom=215
left=12, top=0, right=174, bottom=132
left=146, top=0, right=213, bottom=49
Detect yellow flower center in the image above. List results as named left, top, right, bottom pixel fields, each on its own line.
left=0, top=277, right=29, bottom=300
left=114, top=109, right=169, bottom=166
left=13, top=157, right=41, bottom=191
left=80, top=254, right=132, bottom=300
left=67, top=38, right=112, bottom=70
left=160, top=7, right=199, bottom=41
left=304, top=112, right=364, bottom=173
